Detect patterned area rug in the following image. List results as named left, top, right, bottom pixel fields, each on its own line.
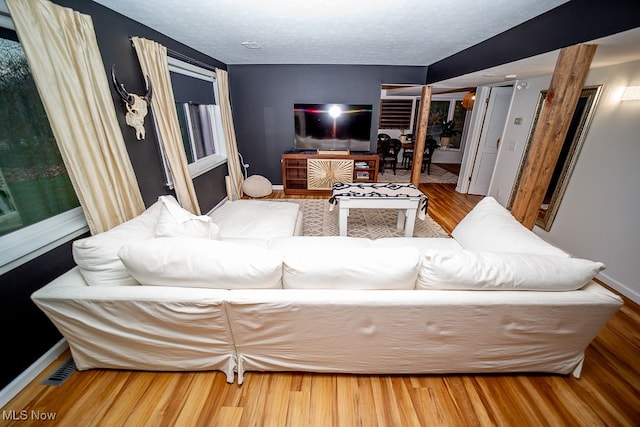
left=281, top=199, right=448, bottom=239
left=378, top=164, right=459, bottom=184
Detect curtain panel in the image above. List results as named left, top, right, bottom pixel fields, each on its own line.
left=131, top=37, right=201, bottom=215
left=215, top=69, right=244, bottom=201
left=5, top=0, right=146, bottom=234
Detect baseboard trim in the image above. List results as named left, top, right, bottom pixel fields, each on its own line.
left=599, top=272, right=640, bottom=304
left=0, top=339, right=68, bottom=408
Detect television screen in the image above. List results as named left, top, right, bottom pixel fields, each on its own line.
left=293, top=103, right=373, bottom=152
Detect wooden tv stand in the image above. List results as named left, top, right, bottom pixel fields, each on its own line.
left=281, top=152, right=379, bottom=195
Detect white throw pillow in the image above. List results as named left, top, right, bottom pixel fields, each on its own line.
left=155, top=195, right=219, bottom=239
left=72, top=197, right=166, bottom=286
left=282, top=246, right=420, bottom=290
left=416, top=249, right=605, bottom=291
left=451, top=197, right=569, bottom=257
left=118, top=238, right=283, bottom=289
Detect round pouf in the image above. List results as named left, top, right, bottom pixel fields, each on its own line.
left=242, top=175, right=273, bottom=198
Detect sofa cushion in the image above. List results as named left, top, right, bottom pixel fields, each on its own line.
left=416, top=249, right=605, bottom=291
left=155, top=195, right=219, bottom=239
left=269, top=236, right=373, bottom=255
left=220, top=238, right=270, bottom=249
left=209, top=200, right=300, bottom=239
left=118, top=238, right=283, bottom=289
left=373, top=237, right=462, bottom=252
left=451, top=197, right=569, bottom=257
left=72, top=196, right=167, bottom=286
left=282, top=246, right=420, bottom=290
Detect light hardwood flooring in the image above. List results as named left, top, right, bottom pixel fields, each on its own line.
left=2, top=183, right=639, bottom=426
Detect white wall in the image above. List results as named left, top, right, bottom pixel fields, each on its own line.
left=488, top=76, right=551, bottom=204
left=489, top=60, right=640, bottom=303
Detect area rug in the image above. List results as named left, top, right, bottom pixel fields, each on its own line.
left=378, top=164, right=459, bottom=184
left=281, top=199, right=448, bottom=239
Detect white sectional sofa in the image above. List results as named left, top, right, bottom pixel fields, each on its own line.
left=31, top=195, right=623, bottom=384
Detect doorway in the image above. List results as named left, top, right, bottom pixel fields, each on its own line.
left=508, top=85, right=602, bottom=230
left=458, top=86, right=513, bottom=195
left=378, top=85, right=468, bottom=183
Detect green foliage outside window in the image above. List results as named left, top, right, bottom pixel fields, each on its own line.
left=0, top=37, right=79, bottom=236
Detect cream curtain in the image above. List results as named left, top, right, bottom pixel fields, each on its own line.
left=215, top=69, right=244, bottom=200
left=5, top=0, right=146, bottom=234
left=131, top=37, right=201, bottom=214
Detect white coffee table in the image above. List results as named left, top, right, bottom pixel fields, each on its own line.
left=328, top=182, right=428, bottom=237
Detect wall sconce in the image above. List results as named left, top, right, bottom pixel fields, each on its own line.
left=462, top=91, right=475, bottom=110
left=621, top=86, right=640, bottom=101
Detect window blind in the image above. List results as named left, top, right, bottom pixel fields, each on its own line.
left=378, top=99, right=413, bottom=130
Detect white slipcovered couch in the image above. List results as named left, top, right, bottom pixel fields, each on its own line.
left=32, top=196, right=622, bottom=384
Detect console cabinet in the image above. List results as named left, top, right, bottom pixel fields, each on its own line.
left=281, top=153, right=379, bottom=195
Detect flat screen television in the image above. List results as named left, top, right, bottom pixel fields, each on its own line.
left=293, top=103, right=373, bottom=152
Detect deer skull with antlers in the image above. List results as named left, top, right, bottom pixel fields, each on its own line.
left=111, top=65, right=152, bottom=140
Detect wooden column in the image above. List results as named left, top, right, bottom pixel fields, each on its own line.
left=411, top=85, right=432, bottom=186
left=510, top=44, right=597, bottom=229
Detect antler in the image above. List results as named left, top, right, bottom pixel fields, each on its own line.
left=143, top=75, right=152, bottom=101
left=111, top=65, right=133, bottom=104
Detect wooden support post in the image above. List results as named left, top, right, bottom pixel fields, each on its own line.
left=411, top=85, right=432, bottom=186
left=510, top=44, right=597, bottom=229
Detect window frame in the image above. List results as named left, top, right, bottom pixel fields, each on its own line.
left=0, top=13, right=88, bottom=275
left=161, top=57, right=227, bottom=187
left=0, top=207, right=88, bottom=275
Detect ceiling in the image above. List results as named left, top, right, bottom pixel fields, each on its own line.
left=90, top=0, right=640, bottom=91
left=93, top=0, right=570, bottom=67
left=4, top=1, right=640, bottom=91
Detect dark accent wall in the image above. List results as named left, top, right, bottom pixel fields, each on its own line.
left=228, top=65, right=427, bottom=184
left=0, top=236, right=84, bottom=388
left=50, top=0, right=229, bottom=210
left=0, top=0, right=228, bottom=389
left=427, top=0, right=640, bottom=84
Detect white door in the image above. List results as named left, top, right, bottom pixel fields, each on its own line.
left=467, top=87, right=512, bottom=195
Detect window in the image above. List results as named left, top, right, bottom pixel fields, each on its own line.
left=161, top=57, right=227, bottom=185
left=175, top=104, right=217, bottom=163
left=378, top=99, right=413, bottom=131
left=379, top=94, right=465, bottom=148
left=419, top=97, right=466, bottom=149
left=448, top=100, right=466, bottom=149
left=427, top=100, right=450, bottom=127
left=0, top=25, right=87, bottom=274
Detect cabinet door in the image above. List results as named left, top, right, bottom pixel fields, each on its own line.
left=307, top=159, right=354, bottom=190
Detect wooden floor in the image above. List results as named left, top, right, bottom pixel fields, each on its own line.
left=3, top=183, right=639, bottom=426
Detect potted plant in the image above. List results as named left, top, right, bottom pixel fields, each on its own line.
left=399, top=129, right=407, bottom=143
left=439, top=120, right=460, bottom=149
